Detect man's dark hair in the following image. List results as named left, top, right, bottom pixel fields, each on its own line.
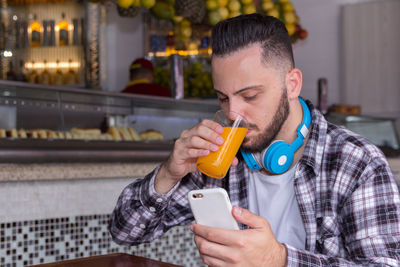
left=211, top=13, right=294, bottom=70
left=130, top=68, right=153, bottom=81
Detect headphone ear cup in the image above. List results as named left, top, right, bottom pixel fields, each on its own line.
left=263, top=141, right=294, bottom=174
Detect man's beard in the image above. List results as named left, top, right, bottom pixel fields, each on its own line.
left=241, top=89, right=290, bottom=153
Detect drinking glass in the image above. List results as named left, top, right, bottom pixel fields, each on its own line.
left=197, top=110, right=248, bottom=179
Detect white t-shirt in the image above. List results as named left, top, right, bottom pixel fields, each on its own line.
left=248, top=165, right=306, bottom=249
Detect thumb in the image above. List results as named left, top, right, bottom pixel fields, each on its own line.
left=232, top=206, right=268, bottom=229
left=231, top=156, right=239, bottom=167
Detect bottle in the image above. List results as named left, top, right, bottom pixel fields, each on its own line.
left=57, top=13, right=69, bottom=46
left=38, top=60, right=52, bottom=85
left=72, top=18, right=79, bottom=45
left=49, top=20, right=55, bottom=46
left=1, top=21, right=10, bottom=50
left=6, top=61, right=17, bottom=81
left=21, top=20, right=29, bottom=48
left=13, top=20, right=20, bottom=49
left=29, top=14, right=41, bottom=47
left=27, top=61, right=38, bottom=83
left=15, top=60, right=27, bottom=82
left=318, top=78, right=328, bottom=115
left=63, top=59, right=79, bottom=85
left=42, top=20, right=49, bottom=46
left=80, top=18, right=85, bottom=46
left=52, top=59, right=64, bottom=85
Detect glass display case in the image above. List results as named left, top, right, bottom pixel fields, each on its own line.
left=325, top=113, right=400, bottom=157
left=0, top=80, right=219, bottom=163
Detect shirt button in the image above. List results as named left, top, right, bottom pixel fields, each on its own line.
left=149, top=206, right=156, bottom=212
left=156, top=198, right=163, bottom=203
left=139, top=224, right=146, bottom=229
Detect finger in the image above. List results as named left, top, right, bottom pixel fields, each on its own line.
left=200, top=254, right=227, bottom=267
left=186, top=120, right=224, bottom=143
left=231, top=157, right=239, bottom=166
left=173, top=137, right=212, bottom=160
left=194, top=234, right=234, bottom=266
left=183, top=148, right=210, bottom=159
left=191, top=224, right=237, bottom=246
left=185, top=135, right=221, bottom=153
left=232, top=206, right=269, bottom=230
left=195, top=124, right=225, bottom=146
left=200, top=119, right=224, bottom=134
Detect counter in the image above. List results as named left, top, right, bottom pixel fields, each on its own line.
left=0, top=162, right=159, bottom=182
left=1, top=157, right=398, bottom=183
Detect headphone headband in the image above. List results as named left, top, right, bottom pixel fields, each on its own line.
left=298, top=98, right=311, bottom=137
left=291, top=98, right=311, bottom=152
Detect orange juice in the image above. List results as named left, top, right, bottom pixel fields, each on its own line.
left=197, top=126, right=248, bottom=179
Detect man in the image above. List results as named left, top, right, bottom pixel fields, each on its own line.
left=121, top=57, right=171, bottom=97
left=109, top=14, right=400, bottom=266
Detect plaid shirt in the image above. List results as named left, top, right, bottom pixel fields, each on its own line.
left=109, top=100, right=400, bottom=266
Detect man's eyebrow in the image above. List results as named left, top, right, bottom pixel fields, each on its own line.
left=215, top=85, right=264, bottom=96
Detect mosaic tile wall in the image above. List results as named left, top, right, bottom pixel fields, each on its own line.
left=0, top=214, right=205, bottom=267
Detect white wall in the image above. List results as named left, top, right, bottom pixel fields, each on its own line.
left=103, top=6, right=143, bottom=92
left=0, top=177, right=133, bottom=223
left=103, top=0, right=390, bottom=107
left=293, top=0, right=387, bottom=105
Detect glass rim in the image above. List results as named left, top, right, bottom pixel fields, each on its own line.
left=214, top=110, right=248, bottom=128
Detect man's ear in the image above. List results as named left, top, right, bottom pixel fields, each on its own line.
left=285, top=68, right=302, bottom=100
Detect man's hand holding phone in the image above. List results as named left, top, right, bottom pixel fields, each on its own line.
left=191, top=206, right=287, bottom=267
left=188, top=188, right=239, bottom=230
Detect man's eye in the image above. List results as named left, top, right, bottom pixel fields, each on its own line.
left=244, top=95, right=257, bottom=101
left=218, top=97, right=229, bottom=103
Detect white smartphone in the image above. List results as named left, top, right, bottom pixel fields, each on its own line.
left=188, top=188, right=239, bottom=230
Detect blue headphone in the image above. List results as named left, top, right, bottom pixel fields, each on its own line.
left=240, top=98, right=311, bottom=174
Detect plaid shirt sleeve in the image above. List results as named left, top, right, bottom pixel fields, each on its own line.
left=108, top=166, right=209, bottom=245
left=288, top=151, right=400, bottom=266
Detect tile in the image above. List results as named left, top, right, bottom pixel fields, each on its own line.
left=0, top=214, right=203, bottom=266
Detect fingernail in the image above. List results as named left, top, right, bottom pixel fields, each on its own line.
left=217, top=136, right=224, bottom=145
left=233, top=206, right=242, bottom=216
left=202, top=150, right=210, bottom=156
left=211, top=144, right=219, bottom=152
left=216, top=125, right=224, bottom=134
left=190, top=225, right=194, bottom=232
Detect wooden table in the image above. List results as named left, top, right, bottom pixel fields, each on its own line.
left=29, top=253, right=182, bottom=267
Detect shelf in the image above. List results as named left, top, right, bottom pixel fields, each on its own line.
left=0, top=80, right=219, bottom=117
left=0, top=138, right=173, bottom=163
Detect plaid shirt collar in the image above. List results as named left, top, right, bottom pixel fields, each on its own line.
left=299, top=100, right=324, bottom=177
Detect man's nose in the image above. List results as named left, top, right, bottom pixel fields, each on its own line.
left=228, top=101, right=239, bottom=119
left=226, top=108, right=245, bottom=124
left=228, top=111, right=240, bottom=122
